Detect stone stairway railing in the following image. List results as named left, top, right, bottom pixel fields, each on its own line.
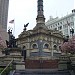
left=58, top=54, right=75, bottom=74
left=0, top=59, right=14, bottom=75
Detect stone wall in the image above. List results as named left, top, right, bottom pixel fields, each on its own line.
left=25, top=59, right=58, bottom=69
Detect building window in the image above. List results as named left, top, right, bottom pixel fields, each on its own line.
left=32, top=44, right=37, bottom=49
left=60, top=22, right=62, bottom=24
left=23, top=46, right=26, bottom=49
left=56, top=24, right=57, bottom=26
left=53, top=45, right=57, bottom=50
left=54, top=28, right=57, bottom=30
left=58, top=23, right=59, bottom=25
left=59, top=46, right=61, bottom=51
left=63, top=25, right=67, bottom=28
left=58, top=26, right=62, bottom=30
left=44, top=43, right=49, bottom=49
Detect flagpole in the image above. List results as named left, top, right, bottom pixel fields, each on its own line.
left=13, top=19, right=15, bottom=36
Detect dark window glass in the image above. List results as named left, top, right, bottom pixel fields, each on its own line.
left=32, top=44, right=37, bottom=49
left=60, top=22, right=62, bottom=24
left=58, top=26, right=62, bottom=30
left=44, top=44, right=49, bottom=49
left=59, top=46, right=61, bottom=51
left=54, top=45, right=57, bottom=50
left=58, top=23, right=59, bottom=25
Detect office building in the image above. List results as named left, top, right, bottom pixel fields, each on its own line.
left=46, top=9, right=75, bottom=38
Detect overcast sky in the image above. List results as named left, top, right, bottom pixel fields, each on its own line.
left=7, top=0, right=74, bottom=38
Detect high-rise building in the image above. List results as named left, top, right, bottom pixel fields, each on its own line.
left=46, top=9, right=75, bottom=38
left=0, top=0, right=9, bottom=31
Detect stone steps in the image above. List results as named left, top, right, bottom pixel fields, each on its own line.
left=13, top=69, right=71, bottom=75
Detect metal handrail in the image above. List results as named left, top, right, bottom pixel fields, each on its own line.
left=0, top=59, right=13, bottom=75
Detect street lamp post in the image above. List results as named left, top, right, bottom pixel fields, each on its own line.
left=22, top=46, right=26, bottom=61
left=70, top=28, right=74, bottom=37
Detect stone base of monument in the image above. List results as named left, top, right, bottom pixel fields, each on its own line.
left=25, top=59, right=59, bottom=69
left=0, top=48, right=23, bottom=63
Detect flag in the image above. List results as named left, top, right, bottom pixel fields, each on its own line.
left=9, top=19, right=14, bottom=23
